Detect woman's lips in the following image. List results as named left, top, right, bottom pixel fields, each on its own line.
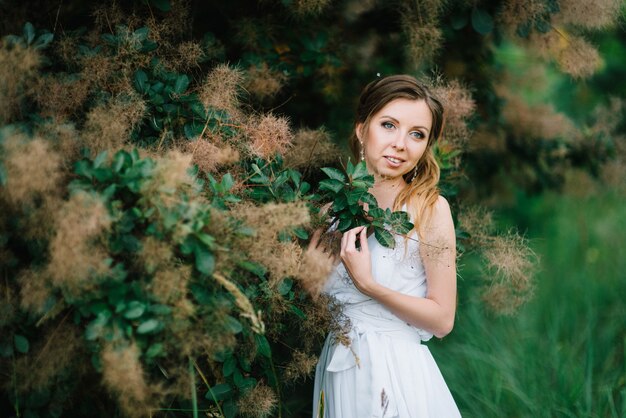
left=384, top=156, right=404, bottom=167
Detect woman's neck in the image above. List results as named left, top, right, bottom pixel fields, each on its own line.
left=370, top=175, right=407, bottom=210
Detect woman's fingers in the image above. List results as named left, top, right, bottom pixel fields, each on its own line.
left=343, top=226, right=366, bottom=254
left=308, top=228, right=322, bottom=251
left=359, top=226, right=368, bottom=250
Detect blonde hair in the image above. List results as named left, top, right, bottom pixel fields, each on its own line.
left=349, top=75, right=445, bottom=239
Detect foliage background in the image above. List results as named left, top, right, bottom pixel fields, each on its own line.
left=1, top=0, right=625, bottom=417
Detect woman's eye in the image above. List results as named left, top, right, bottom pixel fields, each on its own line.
left=410, top=131, right=425, bottom=139
left=382, top=121, right=395, bottom=129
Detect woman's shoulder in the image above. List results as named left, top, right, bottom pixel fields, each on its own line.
left=432, top=195, right=452, bottom=217
left=404, top=194, right=452, bottom=219
left=425, top=195, right=455, bottom=239
left=405, top=194, right=454, bottom=235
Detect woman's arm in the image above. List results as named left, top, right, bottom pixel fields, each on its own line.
left=340, top=196, right=457, bottom=338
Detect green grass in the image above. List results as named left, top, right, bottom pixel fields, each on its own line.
left=430, top=190, right=626, bottom=417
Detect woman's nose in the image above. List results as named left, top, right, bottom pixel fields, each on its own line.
left=391, top=132, right=405, bottom=149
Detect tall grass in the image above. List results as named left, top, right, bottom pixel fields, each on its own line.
left=431, top=190, right=626, bottom=417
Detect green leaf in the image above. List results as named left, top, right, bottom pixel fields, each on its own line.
left=112, top=151, right=127, bottom=173
left=360, top=192, right=377, bottom=206
left=173, top=74, right=190, bottom=94
left=223, top=355, right=236, bottom=377
left=368, top=206, right=384, bottom=219
left=319, top=179, right=345, bottom=194
left=223, top=399, right=237, bottom=418
left=374, top=227, right=395, bottom=249
left=206, top=383, right=232, bottom=401
left=346, top=159, right=355, bottom=176
left=136, top=319, right=160, bottom=334
left=221, top=173, right=235, bottom=191
left=133, top=27, right=149, bottom=42
left=236, top=376, right=257, bottom=391
left=93, top=150, right=108, bottom=168
left=194, top=244, right=215, bottom=275
left=332, top=194, right=348, bottom=212
left=184, top=122, right=204, bottom=140
left=352, top=161, right=370, bottom=180
left=74, top=160, right=93, bottom=179
left=351, top=180, right=369, bottom=190
left=471, top=8, right=494, bottom=35
left=23, top=22, right=35, bottom=45
left=451, top=12, right=469, bottom=30
left=33, top=33, right=54, bottom=50
left=347, top=189, right=365, bottom=205
left=255, top=334, right=271, bottom=357
left=290, top=304, right=306, bottom=319
left=146, top=343, right=164, bottom=358
left=277, top=278, right=293, bottom=295
left=337, top=216, right=353, bottom=232
left=237, top=260, right=266, bottom=278
left=123, top=301, right=146, bottom=319
left=14, top=335, right=29, bottom=354
left=321, top=167, right=347, bottom=182
left=293, top=227, right=309, bottom=239
left=134, top=70, right=149, bottom=94
left=101, top=33, right=118, bottom=46
left=196, top=233, right=215, bottom=248
left=224, top=315, right=243, bottom=334
left=516, top=21, right=532, bottom=38
left=148, top=304, right=172, bottom=315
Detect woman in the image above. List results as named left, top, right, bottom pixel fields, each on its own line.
left=312, top=75, right=461, bottom=417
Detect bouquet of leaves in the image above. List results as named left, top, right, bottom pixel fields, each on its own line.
left=318, top=160, right=414, bottom=248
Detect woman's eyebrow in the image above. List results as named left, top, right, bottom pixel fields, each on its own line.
left=379, top=115, right=431, bottom=133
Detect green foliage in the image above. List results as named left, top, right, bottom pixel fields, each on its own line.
left=246, top=155, right=313, bottom=204
left=319, top=160, right=413, bottom=248
left=132, top=61, right=237, bottom=146
left=3, top=22, right=53, bottom=50
left=69, top=149, right=218, bottom=348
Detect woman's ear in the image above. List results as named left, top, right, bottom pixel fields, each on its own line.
left=355, top=123, right=363, bottom=141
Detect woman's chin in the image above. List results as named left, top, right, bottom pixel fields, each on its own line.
left=375, top=170, right=408, bottom=182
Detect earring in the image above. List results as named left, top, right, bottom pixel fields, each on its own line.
left=359, top=141, right=365, bottom=162
left=410, top=165, right=418, bottom=182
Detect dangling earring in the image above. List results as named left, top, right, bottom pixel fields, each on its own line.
left=359, top=141, right=365, bottom=162
left=410, top=165, right=418, bottom=182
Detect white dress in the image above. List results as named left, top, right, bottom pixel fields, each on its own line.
left=312, top=222, right=461, bottom=418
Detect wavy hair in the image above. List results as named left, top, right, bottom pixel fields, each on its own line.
left=349, top=75, right=445, bottom=239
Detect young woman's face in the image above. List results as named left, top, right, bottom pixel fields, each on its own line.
left=357, top=98, right=432, bottom=181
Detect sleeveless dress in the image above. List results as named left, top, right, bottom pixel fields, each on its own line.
left=312, top=220, right=461, bottom=418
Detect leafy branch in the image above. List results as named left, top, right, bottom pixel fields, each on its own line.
left=318, top=160, right=413, bottom=249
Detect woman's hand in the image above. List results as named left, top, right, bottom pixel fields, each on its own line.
left=340, top=226, right=377, bottom=295
left=306, top=228, right=338, bottom=264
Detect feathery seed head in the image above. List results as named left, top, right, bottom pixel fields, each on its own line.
left=284, top=128, right=338, bottom=169
left=237, top=383, right=277, bottom=418
left=1, top=135, right=63, bottom=206
left=245, top=113, right=294, bottom=159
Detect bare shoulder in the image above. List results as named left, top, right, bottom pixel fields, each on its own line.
left=423, top=195, right=455, bottom=244
left=430, top=195, right=453, bottom=227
